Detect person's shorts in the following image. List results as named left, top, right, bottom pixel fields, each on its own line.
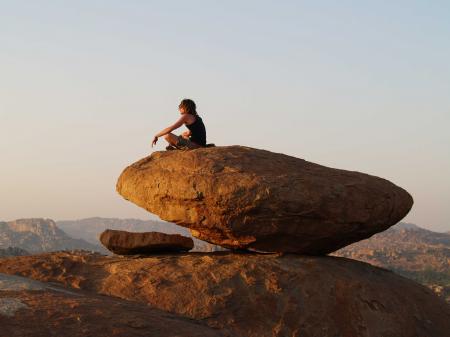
left=175, top=135, right=201, bottom=150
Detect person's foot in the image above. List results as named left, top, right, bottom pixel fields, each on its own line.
left=165, top=145, right=177, bottom=151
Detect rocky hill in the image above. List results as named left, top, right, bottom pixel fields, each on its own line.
left=0, top=251, right=449, bottom=337
left=0, top=218, right=101, bottom=253
left=332, top=222, right=450, bottom=303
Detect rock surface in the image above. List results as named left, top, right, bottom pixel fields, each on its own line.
left=116, top=146, right=414, bottom=254
left=99, top=229, right=194, bottom=254
left=0, top=272, right=224, bottom=337
left=1, top=251, right=448, bottom=337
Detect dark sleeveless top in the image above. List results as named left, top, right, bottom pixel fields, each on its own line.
left=186, top=115, right=206, bottom=146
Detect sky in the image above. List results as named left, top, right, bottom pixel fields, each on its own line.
left=1, top=1, right=449, bottom=232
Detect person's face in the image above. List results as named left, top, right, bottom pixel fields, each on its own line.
left=179, top=106, right=186, bottom=114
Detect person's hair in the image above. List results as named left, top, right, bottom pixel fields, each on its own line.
left=179, top=98, right=197, bottom=115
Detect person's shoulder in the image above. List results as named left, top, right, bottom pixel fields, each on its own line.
left=183, top=113, right=197, bottom=124
left=181, top=114, right=192, bottom=121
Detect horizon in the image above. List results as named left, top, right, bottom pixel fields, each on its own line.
left=1, top=1, right=449, bottom=232
left=2, top=216, right=448, bottom=234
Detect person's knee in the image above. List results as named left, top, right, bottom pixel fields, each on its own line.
left=164, top=133, right=178, bottom=146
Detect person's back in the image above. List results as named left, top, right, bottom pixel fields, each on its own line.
left=186, top=114, right=206, bottom=147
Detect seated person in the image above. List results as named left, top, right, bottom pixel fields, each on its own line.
left=152, top=98, right=207, bottom=150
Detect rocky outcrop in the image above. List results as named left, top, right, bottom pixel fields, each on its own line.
left=116, top=146, right=413, bottom=254
left=99, top=229, right=194, bottom=254
left=0, top=272, right=224, bottom=337
left=1, top=251, right=448, bottom=337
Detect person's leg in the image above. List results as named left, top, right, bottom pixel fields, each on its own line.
left=163, top=133, right=202, bottom=150
left=164, top=133, right=189, bottom=150
left=186, top=140, right=201, bottom=149
left=174, top=135, right=202, bottom=150
left=163, top=133, right=179, bottom=146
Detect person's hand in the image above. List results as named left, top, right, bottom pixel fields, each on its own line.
left=151, top=136, right=158, bottom=147
left=182, top=131, right=190, bottom=139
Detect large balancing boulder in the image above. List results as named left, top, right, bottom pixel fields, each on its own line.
left=116, top=146, right=413, bottom=254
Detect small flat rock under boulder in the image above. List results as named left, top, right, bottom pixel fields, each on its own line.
left=116, top=145, right=414, bottom=254
left=99, top=229, right=194, bottom=255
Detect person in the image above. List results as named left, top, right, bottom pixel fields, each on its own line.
left=151, top=98, right=207, bottom=150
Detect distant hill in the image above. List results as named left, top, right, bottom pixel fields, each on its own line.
left=0, top=246, right=30, bottom=258
left=57, top=217, right=225, bottom=252
left=392, top=222, right=422, bottom=230
left=332, top=222, right=450, bottom=303
left=0, top=218, right=101, bottom=253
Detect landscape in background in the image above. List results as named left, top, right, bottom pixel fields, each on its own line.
left=1, top=217, right=448, bottom=303
left=0, top=217, right=224, bottom=256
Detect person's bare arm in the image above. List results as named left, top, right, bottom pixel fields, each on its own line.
left=152, top=115, right=187, bottom=147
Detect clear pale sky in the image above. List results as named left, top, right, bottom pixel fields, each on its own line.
left=1, top=1, right=449, bottom=232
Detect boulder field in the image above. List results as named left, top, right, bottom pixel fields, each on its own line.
left=116, top=145, right=413, bottom=254
left=0, top=251, right=448, bottom=337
